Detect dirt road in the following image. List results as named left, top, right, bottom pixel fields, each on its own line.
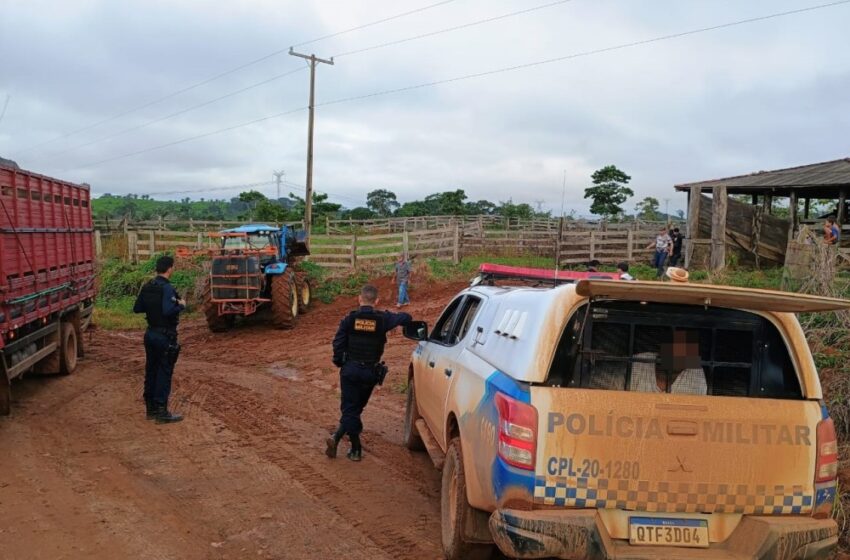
left=0, top=278, right=468, bottom=560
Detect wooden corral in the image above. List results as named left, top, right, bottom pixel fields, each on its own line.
left=677, top=158, right=850, bottom=270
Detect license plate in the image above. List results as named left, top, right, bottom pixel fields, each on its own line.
left=629, top=517, right=709, bottom=548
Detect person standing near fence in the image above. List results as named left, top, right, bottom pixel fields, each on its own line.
left=646, top=226, right=672, bottom=279
left=393, top=253, right=412, bottom=307
left=669, top=227, right=684, bottom=267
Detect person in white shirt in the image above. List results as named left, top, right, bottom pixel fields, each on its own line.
left=617, top=262, right=635, bottom=281
left=645, top=226, right=672, bottom=279
left=629, top=330, right=707, bottom=395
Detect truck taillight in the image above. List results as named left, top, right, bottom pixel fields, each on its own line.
left=815, top=418, right=838, bottom=483
left=495, top=392, right=537, bottom=470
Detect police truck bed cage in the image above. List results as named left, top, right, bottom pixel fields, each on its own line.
left=475, top=263, right=618, bottom=286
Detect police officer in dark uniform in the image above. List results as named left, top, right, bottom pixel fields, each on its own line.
left=326, top=284, right=412, bottom=461
left=133, top=255, right=185, bottom=424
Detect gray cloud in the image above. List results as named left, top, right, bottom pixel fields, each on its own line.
left=1, top=0, right=847, bottom=216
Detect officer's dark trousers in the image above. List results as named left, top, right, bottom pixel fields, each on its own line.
left=143, top=329, right=176, bottom=406
left=339, top=362, right=377, bottom=437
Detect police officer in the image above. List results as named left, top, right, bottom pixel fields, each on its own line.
left=326, top=284, right=412, bottom=461
left=133, top=255, right=185, bottom=424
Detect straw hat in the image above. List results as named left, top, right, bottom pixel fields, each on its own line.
left=665, top=267, right=689, bottom=283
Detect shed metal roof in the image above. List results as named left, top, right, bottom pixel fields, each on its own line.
left=674, top=158, right=850, bottom=197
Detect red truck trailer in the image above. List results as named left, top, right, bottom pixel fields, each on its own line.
left=0, top=158, right=96, bottom=415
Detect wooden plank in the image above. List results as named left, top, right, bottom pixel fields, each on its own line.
left=711, top=186, right=727, bottom=271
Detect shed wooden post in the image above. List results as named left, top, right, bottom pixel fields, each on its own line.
left=710, top=186, right=727, bottom=271
left=762, top=195, right=773, bottom=215
left=789, top=190, right=799, bottom=236
left=751, top=194, right=758, bottom=205
left=804, top=198, right=811, bottom=220
left=94, top=230, right=102, bottom=259
left=685, top=186, right=701, bottom=268
left=839, top=189, right=847, bottom=225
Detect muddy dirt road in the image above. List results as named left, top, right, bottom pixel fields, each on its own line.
left=0, top=279, right=469, bottom=560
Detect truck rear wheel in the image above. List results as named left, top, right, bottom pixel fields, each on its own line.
left=403, top=380, right=426, bottom=451
left=202, top=277, right=231, bottom=332
left=271, top=273, right=298, bottom=329
left=442, top=438, right=494, bottom=560
left=35, top=320, right=78, bottom=375
left=295, top=271, right=312, bottom=313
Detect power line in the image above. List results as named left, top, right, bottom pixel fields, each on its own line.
left=72, top=0, right=850, bottom=170
left=292, top=0, right=456, bottom=49
left=47, top=67, right=306, bottom=159
left=42, top=0, right=569, bottom=159
left=15, top=0, right=458, bottom=156
left=333, top=0, right=574, bottom=59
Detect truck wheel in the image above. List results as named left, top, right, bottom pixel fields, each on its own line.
left=202, top=277, right=231, bottom=332
left=59, top=322, right=79, bottom=375
left=442, top=438, right=494, bottom=560
left=402, top=380, right=425, bottom=451
left=271, top=273, right=298, bottom=329
left=295, top=271, right=312, bottom=313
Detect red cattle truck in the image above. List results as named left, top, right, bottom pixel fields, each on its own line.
left=0, top=158, right=96, bottom=415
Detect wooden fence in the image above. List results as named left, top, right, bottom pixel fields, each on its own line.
left=126, top=230, right=215, bottom=263
left=95, top=216, right=303, bottom=232
left=308, top=226, right=460, bottom=269
left=326, top=214, right=670, bottom=235
left=104, top=222, right=662, bottom=270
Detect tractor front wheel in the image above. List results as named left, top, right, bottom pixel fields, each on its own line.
left=202, top=277, right=231, bottom=332
left=271, top=273, right=298, bottom=329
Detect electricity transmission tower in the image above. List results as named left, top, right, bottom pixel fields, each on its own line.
left=289, top=48, right=334, bottom=240
left=273, top=170, right=285, bottom=201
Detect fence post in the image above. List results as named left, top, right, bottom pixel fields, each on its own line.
left=350, top=233, right=357, bottom=270
left=402, top=230, right=410, bottom=259
left=94, top=230, right=102, bottom=259
left=590, top=231, right=596, bottom=261
left=627, top=230, right=634, bottom=261
left=197, top=232, right=203, bottom=249
left=554, top=217, right=564, bottom=269
left=453, top=225, right=460, bottom=264
left=128, top=231, right=138, bottom=263
left=148, top=230, right=155, bottom=258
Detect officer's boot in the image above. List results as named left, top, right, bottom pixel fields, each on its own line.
left=154, top=404, right=183, bottom=424
left=325, top=426, right=344, bottom=459
left=347, top=434, right=363, bottom=462
left=145, top=399, right=156, bottom=420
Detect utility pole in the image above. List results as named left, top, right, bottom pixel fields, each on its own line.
left=289, top=48, right=334, bottom=241
left=273, top=170, right=285, bottom=201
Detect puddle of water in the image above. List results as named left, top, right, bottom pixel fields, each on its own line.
left=268, top=364, right=300, bottom=380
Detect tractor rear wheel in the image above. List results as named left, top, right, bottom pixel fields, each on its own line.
left=271, top=273, right=298, bottom=329
left=295, top=271, right=312, bottom=313
left=202, top=277, right=231, bottom=332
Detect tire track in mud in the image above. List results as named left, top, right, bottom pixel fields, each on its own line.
left=178, top=371, right=443, bottom=560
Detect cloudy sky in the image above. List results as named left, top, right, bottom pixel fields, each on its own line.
left=1, top=0, right=848, bottom=216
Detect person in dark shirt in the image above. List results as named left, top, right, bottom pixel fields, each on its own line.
left=669, top=227, right=684, bottom=267
left=133, top=255, right=185, bottom=423
left=327, top=284, right=413, bottom=461
left=824, top=217, right=840, bottom=245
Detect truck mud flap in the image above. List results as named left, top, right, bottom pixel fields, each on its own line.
left=0, top=359, right=10, bottom=416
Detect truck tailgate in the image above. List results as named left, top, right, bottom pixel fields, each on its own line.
left=531, top=387, right=819, bottom=516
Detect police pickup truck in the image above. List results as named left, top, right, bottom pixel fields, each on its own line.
left=402, top=263, right=845, bottom=560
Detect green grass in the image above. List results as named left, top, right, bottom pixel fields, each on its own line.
left=93, top=296, right=147, bottom=330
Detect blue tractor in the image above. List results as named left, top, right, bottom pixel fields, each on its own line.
left=200, top=224, right=312, bottom=331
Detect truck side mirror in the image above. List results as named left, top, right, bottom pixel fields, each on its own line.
left=403, top=321, right=428, bottom=342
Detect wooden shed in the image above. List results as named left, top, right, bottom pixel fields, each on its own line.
left=675, top=158, right=850, bottom=269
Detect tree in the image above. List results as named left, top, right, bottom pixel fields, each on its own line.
left=238, top=190, right=267, bottom=220
left=366, top=189, right=400, bottom=216
left=634, top=196, right=660, bottom=221
left=424, top=189, right=467, bottom=215
left=498, top=199, right=535, bottom=220
left=465, top=200, right=498, bottom=215
left=584, top=165, right=634, bottom=219
left=345, top=207, right=376, bottom=220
